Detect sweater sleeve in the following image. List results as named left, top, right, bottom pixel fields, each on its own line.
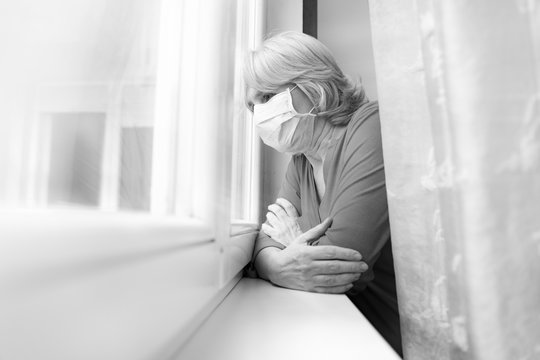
left=315, top=105, right=391, bottom=284
left=251, top=156, right=303, bottom=261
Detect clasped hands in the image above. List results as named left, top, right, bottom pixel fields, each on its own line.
left=256, top=198, right=369, bottom=294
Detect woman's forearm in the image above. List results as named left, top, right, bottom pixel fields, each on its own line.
left=254, top=247, right=281, bottom=282
left=253, top=236, right=367, bottom=293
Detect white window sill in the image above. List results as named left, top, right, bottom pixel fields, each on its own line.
left=230, top=219, right=259, bottom=236
left=179, top=278, right=401, bottom=360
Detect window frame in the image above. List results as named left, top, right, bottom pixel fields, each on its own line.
left=0, top=0, right=266, bottom=358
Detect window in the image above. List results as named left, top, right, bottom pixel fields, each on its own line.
left=1, top=0, right=163, bottom=213
left=0, top=0, right=263, bottom=358
left=230, top=0, right=266, bottom=224
left=0, top=0, right=263, bottom=222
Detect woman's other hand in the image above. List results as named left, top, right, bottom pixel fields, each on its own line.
left=262, top=198, right=302, bottom=246
left=255, top=218, right=369, bottom=294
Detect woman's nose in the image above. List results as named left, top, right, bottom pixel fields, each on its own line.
left=246, top=89, right=259, bottom=103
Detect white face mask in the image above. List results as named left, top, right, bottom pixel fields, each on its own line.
left=252, top=86, right=316, bottom=153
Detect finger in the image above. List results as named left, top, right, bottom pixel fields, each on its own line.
left=276, top=198, right=299, bottom=217
left=304, top=245, right=364, bottom=261
left=267, top=203, right=288, bottom=221
left=294, top=217, right=332, bottom=244
left=265, top=212, right=279, bottom=227
left=312, top=273, right=361, bottom=287
left=261, top=223, right=277, bottom=238
left=312, top=260, right=369, bottom=274
left=312, top=284, right=354, bottom=294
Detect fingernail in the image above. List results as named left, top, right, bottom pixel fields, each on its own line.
left=360, top=263, right=369, bottom=271
left=354, top=253, right=362, bottom=260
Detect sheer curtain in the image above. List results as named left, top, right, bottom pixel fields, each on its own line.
left=370, top=1, right=540, bottom=359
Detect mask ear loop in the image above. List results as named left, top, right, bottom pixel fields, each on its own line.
left=290, top=84, right=317, bottom=116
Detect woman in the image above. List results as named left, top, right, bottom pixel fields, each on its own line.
left=244, top=31, right=402, bottom=356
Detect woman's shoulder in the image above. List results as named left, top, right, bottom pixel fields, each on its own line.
left=349, top=101, right=379, bottom=129
left=343, top=101, right=381, bottom=143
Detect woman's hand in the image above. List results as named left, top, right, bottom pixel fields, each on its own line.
left=262, top=198, right=302, bottom=246
left=255, top=218, right=369, bottom=294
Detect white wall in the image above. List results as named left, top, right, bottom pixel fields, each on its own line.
left=318, top=0, right=378, bottom=100
left=266, top=0, right=302, bottom=34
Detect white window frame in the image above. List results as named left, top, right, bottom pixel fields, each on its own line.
left=0, top=0, right=266, bottom=358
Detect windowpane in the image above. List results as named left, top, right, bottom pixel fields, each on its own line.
left=0, top=0, right=163, bottom=212
left=47, top=113, right=105, bottom=207
left=119, top=127, right=153, bottom=211
left=229, top=0, right=264, bottom=224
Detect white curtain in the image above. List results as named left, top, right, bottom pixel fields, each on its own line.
left=370, top=1, right=540, bottom=359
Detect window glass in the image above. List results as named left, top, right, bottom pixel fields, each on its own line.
left=47, top=113, right=106, bottom=208
left=0, top=0, right=261, bottom=224
left=0, top=0, right=162, bottom=212
left=229, top=0, right=264, bottom=225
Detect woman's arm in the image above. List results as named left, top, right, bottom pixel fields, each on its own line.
left=315, top=107, right=390, bottom=269
left=252, top=158, right=368, bottom=293
left=255, top=218, right=369, bottom=293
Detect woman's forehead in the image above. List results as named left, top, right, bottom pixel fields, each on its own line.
left=247, top=83, right=292, bottom=97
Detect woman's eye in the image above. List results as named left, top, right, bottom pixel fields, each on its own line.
left=261, top=93, right=275, bottom=103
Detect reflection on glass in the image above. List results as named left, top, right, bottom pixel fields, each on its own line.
left=119, top=128, right=153, bottom=211
left=47, top=113, right=105, bottom=207
left=0, top=0, right=162, bottom=212
left=229, top=0, right=263, bottom=224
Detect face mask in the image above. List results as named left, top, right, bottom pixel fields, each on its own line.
left=252, top=86, right=316, bottom=153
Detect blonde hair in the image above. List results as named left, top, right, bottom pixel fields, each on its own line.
left=243, top=31, right=368, bottom=126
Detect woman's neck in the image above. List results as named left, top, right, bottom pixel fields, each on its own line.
left=304, top=122, right=346, bottom=168
left=303, top=122, right=347, bottom=199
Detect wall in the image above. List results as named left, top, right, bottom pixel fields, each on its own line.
left=370, top=1, right=540, bottom=359
left=318, top=0, right=378, bottom=100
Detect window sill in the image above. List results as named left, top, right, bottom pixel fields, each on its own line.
left=179, top=278, right=401, bottom=360
left=230, top=219, right=259, bottom=237
left=221, top=219, right=258, bottom=286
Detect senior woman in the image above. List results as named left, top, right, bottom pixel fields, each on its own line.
left=244, top=31, right=402, bottom=356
